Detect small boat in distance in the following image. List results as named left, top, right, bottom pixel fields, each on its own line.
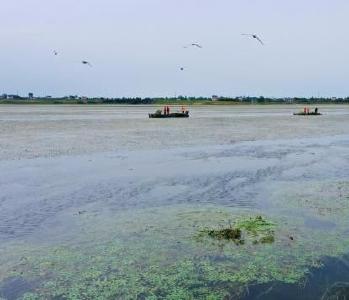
left=293, top=112, right=322, bottom=116
left=293, top=107, right=322, bottom=116
left=149, top=106, right=189, bottom=118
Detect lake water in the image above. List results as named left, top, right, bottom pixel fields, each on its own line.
left=0, top=105, right=349, bottom=299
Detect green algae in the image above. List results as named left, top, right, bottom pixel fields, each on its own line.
left=236, top=216, right=275, bottom=235
left=259, top=234, right=275, bottom=244
left=1, top=194, right=349, bottom=299
left=199, top=216, right=275, bottom=245
left=235, top=215, right=275, bottom=245
left=203, top=227, right=242, bottom=241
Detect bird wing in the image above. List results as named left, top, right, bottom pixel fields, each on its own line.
left=192, top=43, right=203, bottom=48
left=255, top=35, right=264, bottom=45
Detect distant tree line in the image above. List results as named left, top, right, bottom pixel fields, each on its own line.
left=99, top=97, right=153, bottom=104
left=1, top=95, right=349, bottom=104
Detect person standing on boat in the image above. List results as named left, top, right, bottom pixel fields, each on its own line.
left=167, top=106, right=170, bottom=115
left=304, top=107, right=307, bottom=114
left=315, top=107, right=318, bottom=114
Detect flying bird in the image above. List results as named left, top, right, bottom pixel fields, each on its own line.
left=183, top=43, right=203, bottom=49
left=191, top=43, right=203, bottom=48
left=81, top=61, right=92, bottom=67
left=180, top=67, right=184, bottom=71
left=242, top=34, right=264, bottom=45
left=53, top=50, right=58, bottom=56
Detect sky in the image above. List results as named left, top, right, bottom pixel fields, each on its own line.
left=1, top=0, right=349, bottom=98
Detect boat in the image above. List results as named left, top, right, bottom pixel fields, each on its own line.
left=149, top=111, right=189, bottom=118
left=149, top=107, right=189, bottom=118
left=294, top=107, right=322, bottom=116
left=293, top=112, right=322, bottom=116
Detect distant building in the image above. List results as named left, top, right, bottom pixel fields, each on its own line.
left=0, top=94, right=7, bottom=99
left=28, top=93, right=34, bottom=99
left=212, top=95, right=219, bottom=101
left=7, top=94, right=21, bottom=99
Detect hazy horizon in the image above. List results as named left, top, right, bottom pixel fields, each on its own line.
left=1, top=0, right=349, bottom=98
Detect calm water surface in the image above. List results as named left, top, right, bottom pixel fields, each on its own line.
left=0, top=105, right=349, bottom=299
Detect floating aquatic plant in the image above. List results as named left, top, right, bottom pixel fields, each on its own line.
left=199, top=215, right=275, bottom=245
left=1, top=199, right=349, bottom=299
left=204, top=227, right=242, bottom=241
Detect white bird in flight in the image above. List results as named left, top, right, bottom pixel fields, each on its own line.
left=242, top=34, right=264, bottom=45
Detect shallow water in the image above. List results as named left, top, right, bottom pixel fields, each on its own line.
left=1, top=104, right=349, bottom=161
left=0, top=105, right=349, bottom=299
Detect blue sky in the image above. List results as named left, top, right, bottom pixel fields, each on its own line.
left=1, top=0, right=349, bottom=98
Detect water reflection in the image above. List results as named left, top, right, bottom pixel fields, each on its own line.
left=245, top=255, right=349, bottom=300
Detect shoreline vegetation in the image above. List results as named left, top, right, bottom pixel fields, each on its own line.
left=1, top=96, right=349, bottom=105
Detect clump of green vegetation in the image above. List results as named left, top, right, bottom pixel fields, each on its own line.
left=2, top=202, right=349, bottom=300
left=206, top=227, right=242, bottom=241
left=200, top=216, right=275, bottom=245
left=237, top=215, right=275, bottom=244
left=236, top=215, right=274, bottom=234
left=259, top=234, right=275, bottom=244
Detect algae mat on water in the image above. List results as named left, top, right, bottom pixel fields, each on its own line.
left=1, top=182, right=349, bottom=300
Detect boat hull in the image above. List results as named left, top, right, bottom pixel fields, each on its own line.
left=149, top=112, right=189, bottom=118
left=293, top=113, right=322, bottom=116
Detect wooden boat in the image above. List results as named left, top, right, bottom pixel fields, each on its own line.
left=149, top=111, right=189, bottom=118
left=293, top=112, right=322, bottom=116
